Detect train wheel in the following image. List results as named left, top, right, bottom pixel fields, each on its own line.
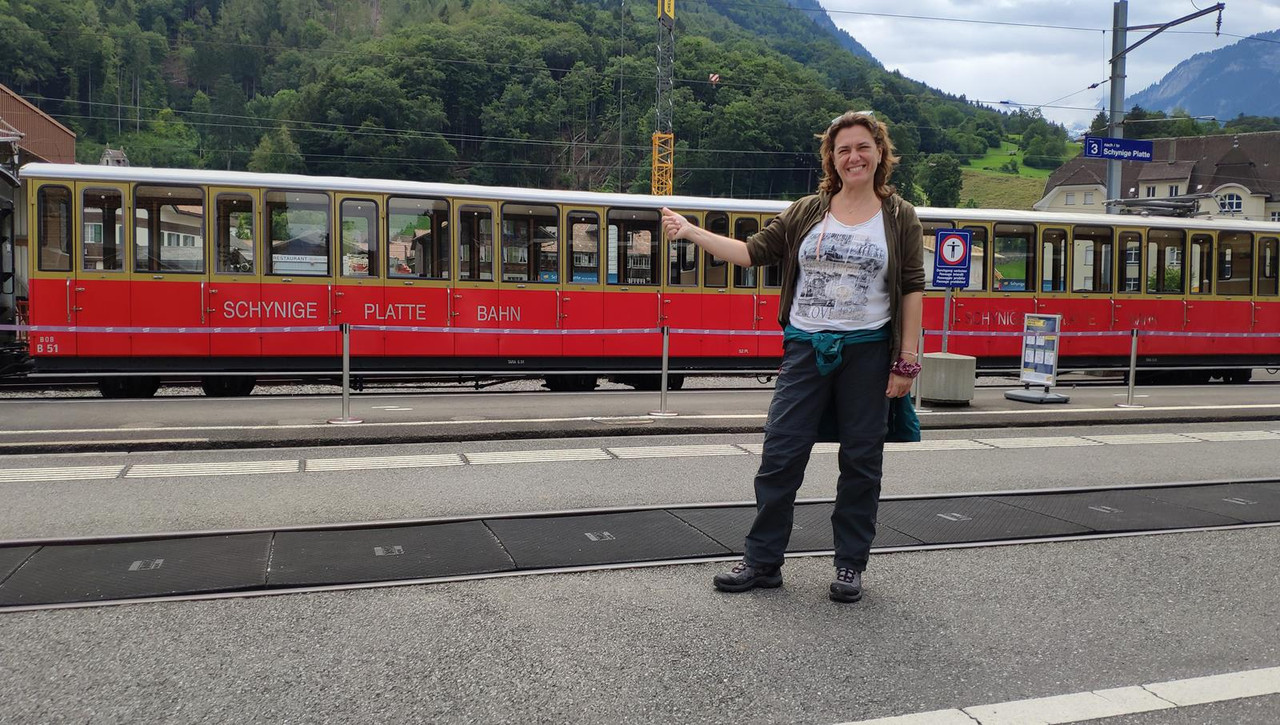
left=544, top=375, right=598, bottom=392
left=622, top=374, right=684, bottom=391
left=1226, top=369, right=1253, bottom=384
left=200, top=376, right=257, bottom=397
left=97, top=377, right=161, bottom=398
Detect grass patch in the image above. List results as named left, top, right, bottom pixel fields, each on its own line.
left=958, top=169, right=1046, bottom=210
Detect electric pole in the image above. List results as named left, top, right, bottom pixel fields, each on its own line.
left=652, top=0, right=675, bottom=196
left=1105, top=1, right=1223, bottom=213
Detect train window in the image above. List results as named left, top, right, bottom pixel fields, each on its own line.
left=961, top=226, right=987, bottom=291
left=1146, top=228, right=1185, bottom=294
left=704, top=212, right=729, bottom=289
left=567, top=212, right=599, bottom=283
left=606, top=209, right=659, bottom=286
left=733, top=217, right=759, bottom=289
left=1120, top=231, right=1142, bottom=292
left=500, top=204, right=558, bottom=283
left=668, top=214, right=699, bottom=287
left=1041, top=228, right=1067, bottom=292
left=1259, top=237, right=1278, bottom=297
left=215, top=194, right=255, bottom=275
left=458, top=206, right=494, bottom=281
left=134, top=186, right=205, bottom=274
left=1217, top=232, right=1253, bottom=295
left=1189, top=234, right=1213, bottom=294
left=993, top=223, right=1035, bottom=292
left=37, top=185, right=72, bottom=272
left=266, top=191, right=329, bottom=277
left=388, top=197, right=448, bottom=280
left=1071, top=226, right=1113, bottom=293
left=81, top=188, right=124, bottom=272
left=340, top=199, right=378, bottom=278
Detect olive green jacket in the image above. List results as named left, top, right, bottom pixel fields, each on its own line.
left=744, top=191, right=925, bottom=357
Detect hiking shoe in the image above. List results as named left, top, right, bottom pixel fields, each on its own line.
left=829, top=567, right=863, bottom=603
left=713, top=561, right=782, bottom=593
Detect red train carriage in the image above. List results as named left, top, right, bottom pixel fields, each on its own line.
left=13, top=163, right=1280, bottom=396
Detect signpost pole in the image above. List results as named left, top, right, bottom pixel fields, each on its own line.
left=941, top=287, right=953, bottom=353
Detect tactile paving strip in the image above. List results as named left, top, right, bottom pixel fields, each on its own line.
left=485, top=510, right=730, bottom=569
left=268, top=522, right=515, bottom=586
left=0, top=534, right=271, bottom=606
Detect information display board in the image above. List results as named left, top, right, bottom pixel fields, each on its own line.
left=1018, top=314, right=1062, bottom=386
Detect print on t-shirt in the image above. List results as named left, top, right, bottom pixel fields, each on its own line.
left=795, top=219, right=887, bottom=323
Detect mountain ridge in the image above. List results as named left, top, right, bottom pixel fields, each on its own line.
left=1126, top=29, right=1280, bottom=119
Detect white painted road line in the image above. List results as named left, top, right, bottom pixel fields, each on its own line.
left=0, top=465, right=124, bottom=483
left=465, top=449, right=611, bottom=465
left=305, top=454, right=464, bottom=472
left=1184, top=430, right=1280, bottom=442
left=607, top=444, right=749, bottom=459
left=963, top=685, right=1172, bottom=724
left=2, top=429, right=1277, bottom=484
left=976, top=436, right=1102, bottom=449
left=125, top=461, right=300, bottom=478
left=1084, top=433, right=1198, bottom=445
left=836, top=665, right=1280, bottom=725
left=1145, top=665, right=1280, bottom=706
left=885, top=440, right=994, bottom=452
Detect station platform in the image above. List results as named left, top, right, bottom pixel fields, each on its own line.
left=2, top=373, right=1280, bottom=454
left=3, top=478, right=1277, bottom=611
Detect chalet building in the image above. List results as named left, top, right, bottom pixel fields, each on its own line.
left=0, top=84, right=76, bottom=334
left=1034, top=131, right=1280, bottom=221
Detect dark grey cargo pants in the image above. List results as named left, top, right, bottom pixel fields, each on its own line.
left=743, top=338, right=891, bottom=572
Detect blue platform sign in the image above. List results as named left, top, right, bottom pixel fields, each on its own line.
left=1083, top=135, right=1153, bottom=162
left=932, top=229, right=971, bottom=288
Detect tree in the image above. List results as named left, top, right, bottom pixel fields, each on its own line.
left=248, top=125, right=305, bottom=173
left=920, top=153, right=962, bottom=208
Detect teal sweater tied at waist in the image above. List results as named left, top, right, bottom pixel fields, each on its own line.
left=783, top=324, right=890, bottom=376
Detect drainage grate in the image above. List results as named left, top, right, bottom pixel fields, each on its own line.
left=485, top=510, right=730, bottom=569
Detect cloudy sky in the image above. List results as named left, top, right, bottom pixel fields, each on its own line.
left=818, top=0, right=1280, bottom=130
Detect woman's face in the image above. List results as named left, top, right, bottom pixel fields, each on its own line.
left=832, top=123, right=880, bottom=190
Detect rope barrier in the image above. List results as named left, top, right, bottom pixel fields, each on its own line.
left=1, top=323, right=1278, bottom=339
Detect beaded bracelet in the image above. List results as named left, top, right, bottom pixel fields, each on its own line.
left=890, top=358, right=922, bottom=378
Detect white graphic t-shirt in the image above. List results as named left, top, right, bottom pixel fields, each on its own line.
left=788, top=211, right=890, bottom=333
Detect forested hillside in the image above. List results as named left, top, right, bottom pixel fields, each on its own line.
left=0, top=0, right=1069, bottom=203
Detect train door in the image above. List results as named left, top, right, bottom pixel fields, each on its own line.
left=452, top=200, right=501, bottom=358
left=1115, top=227, right=1185, bottom=357
left=560, top=208, right=605, bottom=358
left=987, top=222, right=1038, bottom=361
left=28, top=182, right=75, bottom=357
left=498, top=202, right=561, bottom=359
left=129, top=183, right=210, bottom=357
left=727, top=213, right=763, bottom=358
left=74, top=182, right=132, bottom=358
left=1188, top=230, right=1254, bottom=359
left=208, top=187, right=261, bottom=357
left=261, top=189, right=336, bottom=356
left=1064, top=224, right=1122, bottom=360
left=758, top=234, right=784, bottom=360
left=383, top=196, right=452, bottom=358
left=334, top=194, right=385, bottom=356
left=603, top=208, right=662, bottom=357
left=1256, top=235, right=1279, bottom=361
left=700, top=211, right=733, bottom=358
left=1033, top=226, right=1087, bottom=360
left=662, top=209, right=702, bottom=357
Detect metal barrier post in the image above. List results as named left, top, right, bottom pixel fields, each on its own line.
left=649, top=326, right=677, bottom=417
left=328, top=323, right=363, bottom=424
left=1116, top=328, right=1144, bottom=409
left=912, top=327, right=925, bottom=409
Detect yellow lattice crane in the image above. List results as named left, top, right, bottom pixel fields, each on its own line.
left=652, top=0, right=675, bottom=196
